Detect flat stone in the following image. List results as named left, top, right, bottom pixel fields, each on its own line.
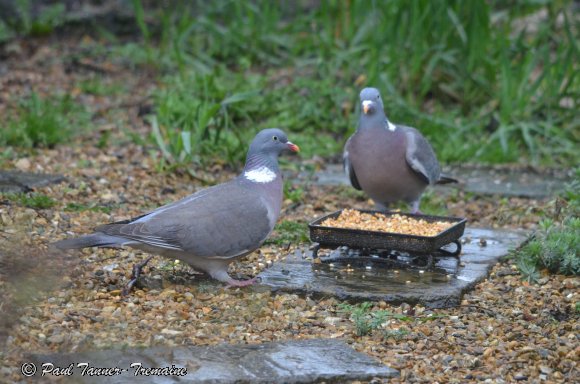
left=311, top=164, right=572, bottom=198
left=0, top=171, right=65, bottom=193
left=259, top=228, right=527, bottom=308
left=29, top=339, right=398, bottom=383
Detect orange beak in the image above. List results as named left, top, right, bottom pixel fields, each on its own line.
left=287, top=141, right=300, bottom=152
left=362, top=100, right=373, bottom=114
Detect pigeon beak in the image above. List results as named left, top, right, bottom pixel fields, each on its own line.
left=362, top=100, right=375, bottom=114
left=287, top=141, right=300, bottom=152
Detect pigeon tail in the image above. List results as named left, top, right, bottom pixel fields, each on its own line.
left=51, top=233, right=123, bottom=250
left=436, top=174, right=458, bottom=185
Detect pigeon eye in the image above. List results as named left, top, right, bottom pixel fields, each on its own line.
left=272, top=136, right=279, bottom=141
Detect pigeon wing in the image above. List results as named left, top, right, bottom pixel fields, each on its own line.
left=402, top=126, right=441, bottom=185
left=97, top=182, right=272, bottom=258
left=343, top=136, right=362, bottom=190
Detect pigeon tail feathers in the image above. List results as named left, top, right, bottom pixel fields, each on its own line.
left=52, top=233, right=123, bottom=250
left=436, top=174, right=459, bottom=185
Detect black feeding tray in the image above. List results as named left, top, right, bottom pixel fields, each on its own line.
left=308, top=209, right=467, bottom=257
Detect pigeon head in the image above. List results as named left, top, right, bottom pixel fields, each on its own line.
left=248, top=128, right=299, bottom=157
left=244, top=129, right=299, bottom=180
left=359, top=87, right=385, bottom=116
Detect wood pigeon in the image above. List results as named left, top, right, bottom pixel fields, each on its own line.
left=53, top=128, right=299, bottom=288
left=344, top=87, right=456, bottom=213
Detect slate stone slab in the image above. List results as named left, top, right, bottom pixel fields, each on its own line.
left=29, top=339, right=398, bottom=383
left=312, top=164, right=571, bottom=198
left=259, top=228, right=527, bottom=308
left=0, top=171, right=65, bottom=193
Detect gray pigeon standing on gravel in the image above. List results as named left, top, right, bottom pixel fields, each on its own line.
left=343, top=87, right=456, bottom=213
left=53, top=128, right=299, bottom=288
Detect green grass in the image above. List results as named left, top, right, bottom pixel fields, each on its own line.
left=149, top=71, right=263, bottom=167
left=76, top=78, right=125, bottom=96
left=5, top=193, right=57, bottom=210
left=0, top=0, right=66, bottom=42
left=283, top=181, right=305, bottom=204
left=338, top=302, right=412, bottom=337
left=117, top=0, right=578, bottom=169
left=0, top=93, right=91, bottom=148
left=265, top=220, right=309, bottom=246
left=4, top=1, right=577, bottom=169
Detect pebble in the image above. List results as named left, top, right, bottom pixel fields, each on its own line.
left=48, top=334, right=65, bottom=344
left=161, top=329, right=182, bottom=336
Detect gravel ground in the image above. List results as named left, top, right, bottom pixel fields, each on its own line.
left=0, top=35, right=578, bottom=383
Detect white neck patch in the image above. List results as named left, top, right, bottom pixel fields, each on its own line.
left=244, top=166, right=277, bottom=183
left=387, top=120, right=397, bottom=131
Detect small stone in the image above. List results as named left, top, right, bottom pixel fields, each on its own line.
left=324, top=317, right=342, bottom=326
left=538, top=365, right=552, bottom=374
left=161, top=328, right=183, bottom=336
left=48, top=334, right=65, bottom=344
left=103, top=263, right=118, bottom=272
left=15, top=158, right=31, bottom=171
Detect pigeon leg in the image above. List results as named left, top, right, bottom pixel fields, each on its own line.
left=410, top=200, right=423, bottom=215
left=375, top=202, right=390, bottom=212
left=122, top=256, right=154, bottom=295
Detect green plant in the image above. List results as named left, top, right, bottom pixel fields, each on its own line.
left=338, top=302, right=412, bottom=337
left=77, top=79, right=124, bottom=96
left=284, top=181, right=305, bottom=204
left=515, top=172, right=580, bottom=280
left=517, top=219, right=579, bottom=278
left=383, top=328, right=410, bottom=340
left=0, top=0, right=65, bottom=40
left=150, top=71, right=261, bottom=168
left=6, top=193, right=57, bottom=210
left=1, top=93, right=90, bottom=148
left=265, top=220, right=309, bottom=246
left=128, top=0, right=576, bottom=167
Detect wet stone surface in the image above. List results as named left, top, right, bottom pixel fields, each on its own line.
left=259, top=228, right=528, bottom=308
left=30, top=339, right=398, bottom=383
left=0, top=171, right=65, bottom=193
left=311, top=164, right=572, bottom=198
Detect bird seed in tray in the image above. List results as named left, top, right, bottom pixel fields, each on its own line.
left=320, top=209, right=452, bottom=237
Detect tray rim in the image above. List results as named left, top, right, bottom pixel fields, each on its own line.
left=308, top=209, right=467, bottom=241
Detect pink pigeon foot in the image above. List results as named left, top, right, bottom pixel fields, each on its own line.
left=225, top=277, right=258, bottom=288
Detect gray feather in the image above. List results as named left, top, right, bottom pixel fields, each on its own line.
left=402, top=126, right=441, bottom=185
left=52, top=234, right=125, bottom=249
left=343, top=137, right=362, bottom=190
left=437, top=174, right=458, bottom=184
left=97, top=180, right=272, bottom=258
